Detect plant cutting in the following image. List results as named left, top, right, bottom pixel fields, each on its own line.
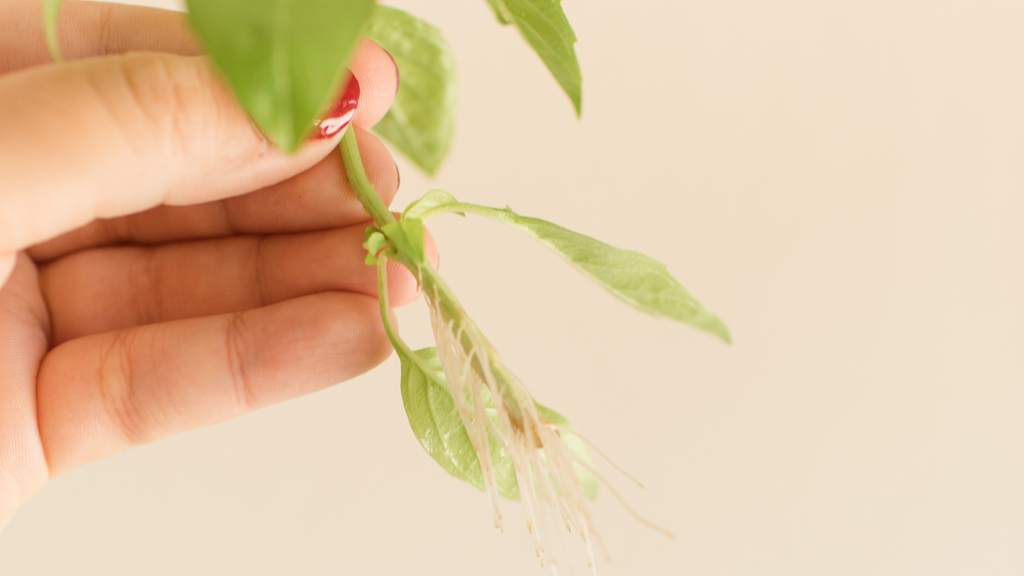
left=40, top=0, right=731, bottom=571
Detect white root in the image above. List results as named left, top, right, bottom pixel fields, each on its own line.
left=554, top=425, right=646, bottom=489
left=425, top=283, right=662, bottom=576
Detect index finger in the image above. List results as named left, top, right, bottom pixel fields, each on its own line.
left=0, top=0, right=202, bottom=74
left=0, top=0, right=398, bottom=127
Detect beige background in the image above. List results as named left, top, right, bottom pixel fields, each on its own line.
left=2, top=0, right=1023, bottom=574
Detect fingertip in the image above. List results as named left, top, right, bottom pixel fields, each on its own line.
left=385, top=257, right=419, bottom=308
left=317, top=293, right=393, bottom=374
left=351, top=127, right=400, bottom=207
left=348, top=39, right=398, bottom=129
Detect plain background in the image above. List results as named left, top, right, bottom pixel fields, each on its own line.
left=2, top=0, right=1022, bottom=574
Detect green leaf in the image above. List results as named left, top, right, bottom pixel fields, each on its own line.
left=381, top=217, right=425, bottom=264
left=488, top=0, right=583, bottom=116
left=42, top=0, right=62, bottom=60
left=415, top=196, right=732, bottom=342
left=185, top=0, right=375, bottom=152
left=362, top=228, right=387, bottom=265
left=400, top=347, right=598, bottom=500
left=400, top=347, right=519, bottom=499
left=363, top=6, right=457, bottom=175
left=484, top=0, right=513, bottom=25
left=403, top=189, right=463, bottom=220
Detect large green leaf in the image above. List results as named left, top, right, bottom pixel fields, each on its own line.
left=185, top=0, right=375, bottom=152
left=42, top=0, right=62, bottom=60
left=487, top=0, right=582, bottom=116
left=363, top=6, right=457, bottom=175
left=413, top=195, right=732, bottom=342
left=400, top=347, right=598, bottom=500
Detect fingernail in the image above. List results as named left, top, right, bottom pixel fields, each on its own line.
left=385, top=49, right=400, bottom=94
left=314, top=75, right=360, bottom=140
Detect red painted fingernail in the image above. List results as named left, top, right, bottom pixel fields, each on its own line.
left=314, top=75, right=360, bottom=140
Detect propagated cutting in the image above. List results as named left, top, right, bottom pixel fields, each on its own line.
left=43, top=0, right=730, bottom=571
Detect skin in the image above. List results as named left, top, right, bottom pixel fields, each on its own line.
left=0, top=0, right=437, bottom=529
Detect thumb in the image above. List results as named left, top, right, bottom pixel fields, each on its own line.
left=0, top=52, right=359, bottom=255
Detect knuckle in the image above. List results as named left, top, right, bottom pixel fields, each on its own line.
left=95, top=3, right=116, bottom=57
left=97, top=330, right=147, bottom=446
left=102, top=54, right=250, bottom=163
left=126, top=246, right=163, bottom=327
left=224, top=312, right=258, bottom=412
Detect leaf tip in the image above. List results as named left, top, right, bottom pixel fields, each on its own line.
left=706, top=317, right=733, bottom=344
left=421, top=161, right=441, bottom=177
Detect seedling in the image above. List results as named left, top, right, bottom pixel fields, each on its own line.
left=44, top=0, right=729, bottom=571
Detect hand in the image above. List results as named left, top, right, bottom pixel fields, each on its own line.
left=0, top=0, right=433, bottom=528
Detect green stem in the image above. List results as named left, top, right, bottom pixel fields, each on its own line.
left=344, top=134, right=525, bottom=422
left=376, top=254, right=452, bottom=389
left=375, top=254, right=406, bottom=353
left=341, top=129, right=396, bottom=228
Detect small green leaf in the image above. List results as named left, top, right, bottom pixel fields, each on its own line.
left=42, top=0, right=62, bottom=60
left=484, top=0, right=513, bottom=24
left=362, top=228, right=387, bottom=265
left=415, top=196, right=731, bottom=342
left=363, top=6, right=457, bottom=175
left=185, top=0, right=375, bottom=152
left=400, top=347, right=519, bottom=499
left=403, top=189, right=463, bottom=221
left=381, top=218, right=425, bottom=264
left=400, top=347, right=598, bottom=500
left=488, top=0, right=583, bottom=116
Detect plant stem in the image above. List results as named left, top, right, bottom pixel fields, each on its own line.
left=341, top=129, right=396, bottom=228
left=342, top=133, right=526, bottom=422
left=374, top=255, right=405, bottom=352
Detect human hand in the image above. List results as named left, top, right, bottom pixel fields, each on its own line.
left=0, top=0, right=433, bottom=528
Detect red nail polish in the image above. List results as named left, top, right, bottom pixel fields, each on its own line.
left=314, top=75, right=360, bottom=139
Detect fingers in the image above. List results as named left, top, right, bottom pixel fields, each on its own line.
left=37, top=292, right=392, bottom=476
left=28, top=128, right=399, bottom=262
left=39, top=224, right=439, bottom=345
left=0, top=253, right=52, bottom=528
left=0, top=0, right=201, bottom=73
left=0, top=47, right=396, bottom=256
